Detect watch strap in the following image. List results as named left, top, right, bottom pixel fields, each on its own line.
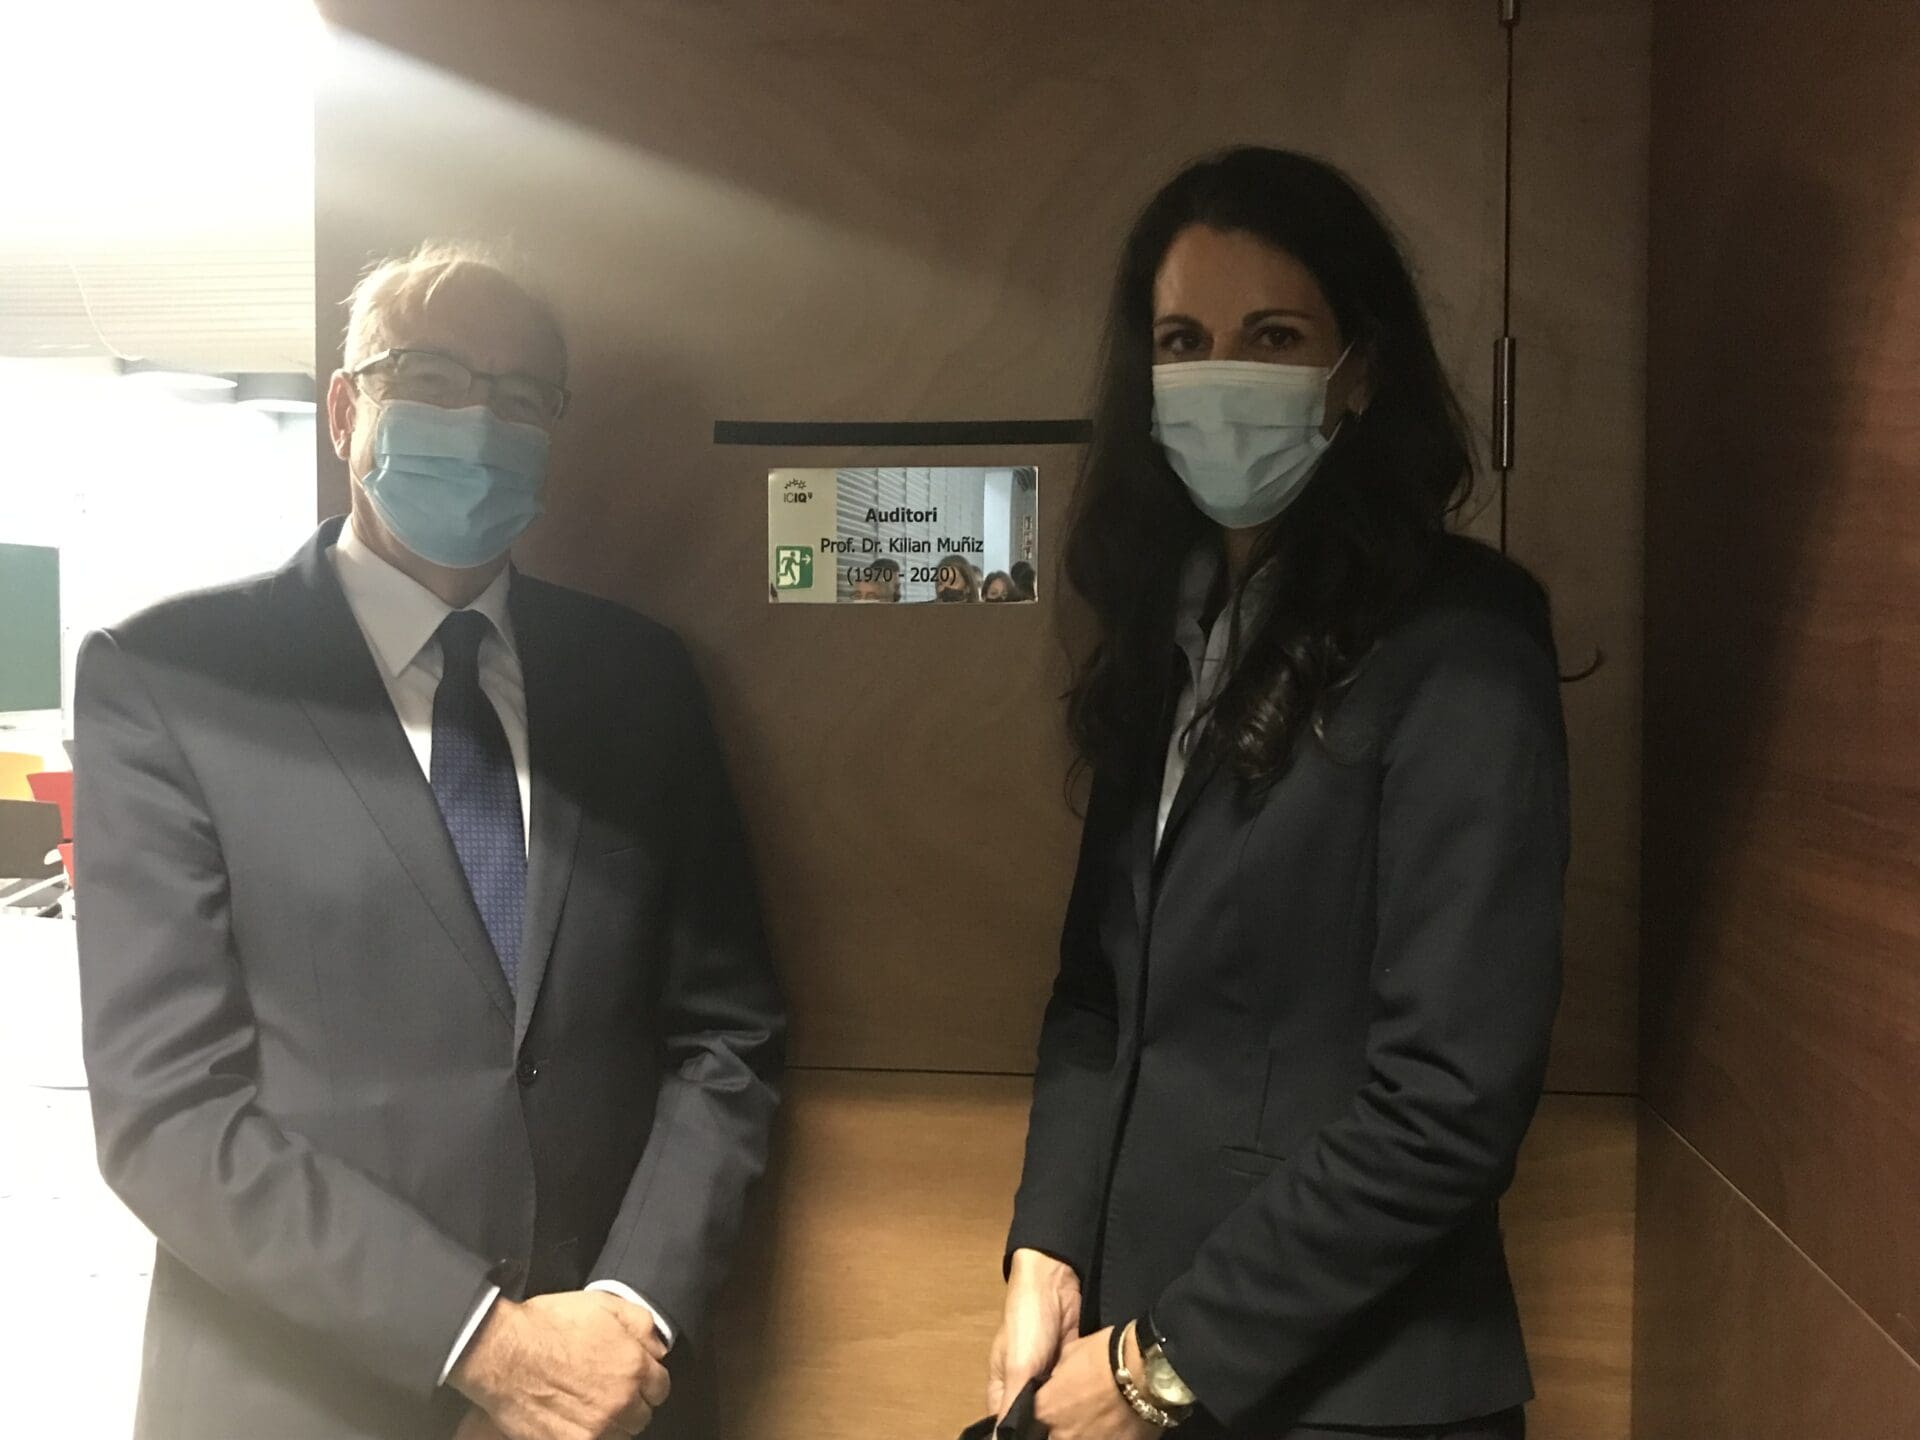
left=1139, top=1308, right=1170, bottom=1352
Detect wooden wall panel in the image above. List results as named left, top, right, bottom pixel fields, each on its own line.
left=314, top=0, right=1513, bottom=1074
left=1634, top=1109, right=1920, bottom=1437
left=1511, top=0, right=1648, bottom=1096
left=1504, top=1098, right=1636, bottom=1440
left=311, top=7, right=1644, bottom=1431
left=716, top=1079, right=1633, bottom=1440
left=715, top=1072, right=1028, bottom=1439
left=1642, top=0, right=1920, bottom=1373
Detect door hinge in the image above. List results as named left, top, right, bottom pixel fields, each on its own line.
left=1493, top=335, right=1517, bottom=472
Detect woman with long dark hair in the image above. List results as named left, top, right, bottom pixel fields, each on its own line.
left=987, top=149, right=1568, bottom=1440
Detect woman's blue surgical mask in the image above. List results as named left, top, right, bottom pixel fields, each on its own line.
left=359, top=400, right=551, bottom=569
left=1151, top=344, right=1354, bottom=529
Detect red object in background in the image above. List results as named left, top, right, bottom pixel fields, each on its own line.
left=28, top=771, right=74, bottom=885
left=26, top=770, right=72, bottom=841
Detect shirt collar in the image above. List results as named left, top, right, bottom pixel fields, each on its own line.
left=1171, top=545, right=1280, bottom=685
left=1172, top=548, right=1219, bottom=672
left=331, top=517, right=517, bottom=679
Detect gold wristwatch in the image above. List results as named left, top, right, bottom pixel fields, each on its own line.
left=1136, top=1313, right=1198, bottom=1412
left=1112, top=1319, right=1195, bottom=1428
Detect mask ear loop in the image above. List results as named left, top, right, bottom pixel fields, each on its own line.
left=1325, top=338, right=1367, bottom=421
left=1320, top=338, right=1362, bottom=440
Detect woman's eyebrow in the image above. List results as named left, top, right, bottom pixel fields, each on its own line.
left=1243, top=307, right=1316, bottom=325
left=1153, top=312, right=1205, bottom=329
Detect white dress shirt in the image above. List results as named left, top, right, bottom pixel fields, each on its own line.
left=1155, top=548, right=1278, bottom=852
left=326, top=519, right=674, bottom=1383
left=331, top=520, right=531, bottom=846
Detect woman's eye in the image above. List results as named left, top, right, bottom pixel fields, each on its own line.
left=1156, top=330, right=1200, bottom=356
left=1256, top=326, right=1303, bottom=351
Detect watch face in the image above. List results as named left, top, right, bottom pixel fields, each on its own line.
left=1144, top=1350, right=1197, bottom=1408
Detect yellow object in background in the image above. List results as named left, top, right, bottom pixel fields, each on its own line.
left=0, top=751, right=46, bottom=801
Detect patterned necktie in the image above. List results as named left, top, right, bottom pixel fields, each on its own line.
left=429, top=610, right=525, bottom=988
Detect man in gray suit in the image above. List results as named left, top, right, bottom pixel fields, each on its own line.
left=75, top=242, right=785, bottom=1440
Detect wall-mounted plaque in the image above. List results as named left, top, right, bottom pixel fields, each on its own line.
left=767, top=467, right=1039, bottom=604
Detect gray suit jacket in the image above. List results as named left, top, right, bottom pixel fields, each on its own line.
left=75, top=517, right=785, bottom=1439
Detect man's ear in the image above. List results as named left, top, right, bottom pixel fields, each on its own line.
left=325, top=370, right=357, bottom=462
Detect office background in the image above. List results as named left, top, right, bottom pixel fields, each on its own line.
left=2, top=1, right=1915, bottom=1433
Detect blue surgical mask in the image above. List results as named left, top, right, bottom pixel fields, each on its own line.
left=359, top=400, right=550, bottom=569
left=1151, top=345, right=1353, bottom=529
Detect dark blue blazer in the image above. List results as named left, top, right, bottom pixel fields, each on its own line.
left=1009, top=536, right=1569, bottom=1435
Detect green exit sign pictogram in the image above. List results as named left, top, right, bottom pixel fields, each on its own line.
left=774, top=545, right=814, bottom=589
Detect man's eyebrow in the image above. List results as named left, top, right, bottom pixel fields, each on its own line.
left=406, top=343, right=558, bottom=382
left=395, top=341, right=481, bottom=368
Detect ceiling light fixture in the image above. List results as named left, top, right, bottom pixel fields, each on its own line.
left=234, top=372, right=317, bottom=414
left=116, top=357, right=237, bottom=393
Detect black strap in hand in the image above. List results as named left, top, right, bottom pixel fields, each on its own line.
left=998, top=1376, right=1043, bottom=1439
left=955, top=1375, right=1046, bottom=1440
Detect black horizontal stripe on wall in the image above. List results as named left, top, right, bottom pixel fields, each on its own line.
left=712, top=418, right=1091, bottom=447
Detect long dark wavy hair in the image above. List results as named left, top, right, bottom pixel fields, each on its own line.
left=1063, top=147, right=1476, bottom=786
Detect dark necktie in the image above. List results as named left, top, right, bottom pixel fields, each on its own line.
left=430, top=610, right=525, bottom=989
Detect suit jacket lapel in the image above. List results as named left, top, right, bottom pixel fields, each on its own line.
left=272, top=519, right=515, bottom=1026
left=509, top=579, right=584, bottom=1050
left=1128, top=767, right=1158, bottom=938
left=1130, top=649, right=1184, bottom=934
left=1130, top=648, right=1222, bottom=934
left=1154, top=745, right=1217, bottom=876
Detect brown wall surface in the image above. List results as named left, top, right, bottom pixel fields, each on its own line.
left=316, top=0, right=1517, bottom=1078
left=1512, top=0, right=1648, bottom=1097
left=1634, top=1111, right=1920, bottom=1437
left=1641, top=0, right=1920, bottom=1428
left=716, top=1087, right=1634, bottom=1439
left=314, top=3, right=1644, bottom=1434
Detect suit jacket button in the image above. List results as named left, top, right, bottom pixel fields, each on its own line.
left=516, top=1059, right=540, bottom=1086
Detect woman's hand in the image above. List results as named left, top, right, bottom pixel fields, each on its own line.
left=1033, top=1327, right=1160, bottom=1440
left=988, top=1248, right=1083, bottom=1418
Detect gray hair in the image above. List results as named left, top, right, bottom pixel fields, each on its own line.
left=339, top=239, right=567, bottom=378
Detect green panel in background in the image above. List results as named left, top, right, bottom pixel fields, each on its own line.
left=0, top=543, right=61, bottom=712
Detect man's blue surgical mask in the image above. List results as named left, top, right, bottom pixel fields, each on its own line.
left=1151, top=344, right=1354, bottom=529
left=360, top=400, right=550, bottom=570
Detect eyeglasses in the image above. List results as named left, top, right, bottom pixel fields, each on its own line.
left=348, top=347, right=570, bottom=427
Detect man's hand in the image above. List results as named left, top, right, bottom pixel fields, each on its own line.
left=449, top=1291, right=671, bottom=1440
left=1033, top=1327, right=1160, bottom=1440
left=988, top=1248, right=1083, bottom=1420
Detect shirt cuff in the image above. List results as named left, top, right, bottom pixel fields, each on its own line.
left=439, top=1284, right=501, bottom=1387
left=586, top=1279, right=676, bottom=1350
